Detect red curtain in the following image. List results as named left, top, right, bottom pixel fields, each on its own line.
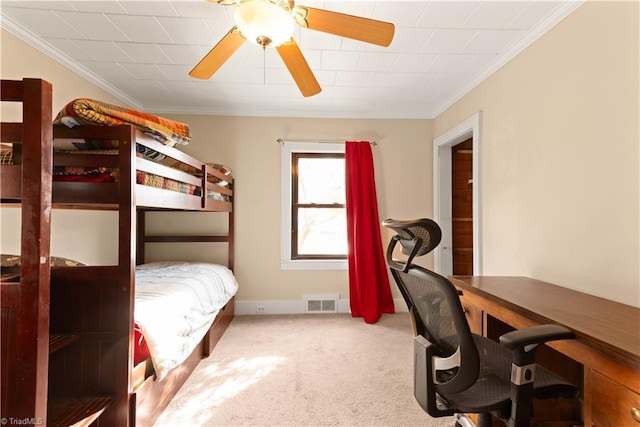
left=345, top=141, right=395, bottom=323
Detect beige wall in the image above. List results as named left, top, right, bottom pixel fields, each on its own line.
left=2, top=0, right=638, bottom=308
left=148, top=115, right=434, bottom=301
left=0, top=29, right=434, bottom=303
left=1, top=29, right=126, bottom=265
left=434, top=1, right=640, bottom=306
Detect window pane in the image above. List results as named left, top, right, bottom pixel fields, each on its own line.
left=297, top=208, right=347, bottom=256
left=298, top=157, right=345, bottom=204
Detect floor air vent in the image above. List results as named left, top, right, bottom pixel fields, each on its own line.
left=304, top=294, right=339, bottom=313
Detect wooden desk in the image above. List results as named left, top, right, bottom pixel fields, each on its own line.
left=449, top=276, right=640, bottom=427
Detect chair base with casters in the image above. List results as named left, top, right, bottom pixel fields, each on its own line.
left=382, top=218, right=580, bottom=427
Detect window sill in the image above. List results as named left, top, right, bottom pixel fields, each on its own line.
left=281, top=259, right=348, bottom=271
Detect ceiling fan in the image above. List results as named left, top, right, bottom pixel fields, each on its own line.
left=189, top=0, right=395, bottom=97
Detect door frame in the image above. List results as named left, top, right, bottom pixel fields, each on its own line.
left=433, top=112, right=483, bottom=276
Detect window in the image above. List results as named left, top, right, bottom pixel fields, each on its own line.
left=292, top=153, right=347, bottom=259
left=281, top=142, right=348, bottom=270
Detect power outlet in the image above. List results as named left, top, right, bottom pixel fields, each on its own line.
left=256, top=305, right=266, bottom=313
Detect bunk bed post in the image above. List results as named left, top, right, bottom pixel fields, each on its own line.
left=14, top=78, right=53, bottom=420
left=1, top=78, right=53, bottom=421
left=112, top=125, right=137, bottom=426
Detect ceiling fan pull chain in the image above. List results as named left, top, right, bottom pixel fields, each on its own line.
left=263, top=46, right=266, bottom=85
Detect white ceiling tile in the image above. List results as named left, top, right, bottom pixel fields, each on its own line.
left=2, top=1, right=74, bottom=11
left=159, top=44, right=207, bottom=65
left=120, top=63, right=170, bottom=79
left=319, top=2, right=375, bottom=18
left=175, top=1, right=231, bottom=19
left=157, top=16, right=213, bottom=44
left=56, top=11, right=129, bottom=41
left=78, top=61, right=135, bottom=78
left=461, top=54, right=498, bottom=74
left=312, top=69, right=338, bottom=87
left=372, top=1, right=428, bottom=26
left=191, top=80, right=234, bottom=97
left=300, top=49, right=323, bottom=70
left=264, top=66, right=297, bottom=85
left=400, top=72, right=439, bottom=90
left=41, top=38, right=96, bottom=61
left=422, top=29, right=478, bottom=54
left=507, top=1, right=564, bottom=30
left=157, top=64, right=197, bottom=81
left=417, top=2, right=480, bottom=28
left=334, top=71, right=372, bottom=87
left=393, top=53, right=438, bottom=73
left=341, top=37, right=392, bottom=53
left=0, top=0, right=582, bottom=118
left=72, top=40, right=133, bottom=62
left=119, top=1, right=179, bottom=17
left=244, top=47, right=284, bottom=68
left=204, top=13, right=239, bottom=38
left=107, top=14, right=173, bottom=43
left=298, top=28, right=342, bottom=50
left=357, top=52, right=397, bottom=72
left=1, top=7, right=84, bottom=38
left=123, top=81, right=172, bottom=104
left=116, top=42, right=173, bottom=64
left=320, top=51, right=360, bottom=71
left=462, top=29, right=523, bottom=55
left=68, top=1, right=127, bottom=14
left=368, top=72, right=407, bottom=88
left=463, top=1, right=532, bottom=29
left=383, top=27, right=435, bottom=53
left=160, top=80, right=200, bottom=96
left=427, top=54, right=476, bottom=73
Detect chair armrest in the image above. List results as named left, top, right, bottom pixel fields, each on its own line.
left=499, top=324, right=574, bottom=365
left=500, top=324, right=574, bottom=349
left=499, top=325, right=576, bottom=425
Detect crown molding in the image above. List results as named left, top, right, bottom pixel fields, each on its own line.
left=0, top=11, right=143, bottom=110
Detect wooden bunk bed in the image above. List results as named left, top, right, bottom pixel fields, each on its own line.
left=1, top=78, right=236, bottom=426
left=1, top=78, right=53, bottom=424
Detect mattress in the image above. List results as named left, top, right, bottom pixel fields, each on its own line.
left=134, top=261, right=238, bottom=380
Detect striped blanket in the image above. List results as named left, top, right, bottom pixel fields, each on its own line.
left=54, top=98, right=190, bottom=146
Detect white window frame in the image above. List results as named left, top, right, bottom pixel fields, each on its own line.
left=280, top=141, right=348, bottom=271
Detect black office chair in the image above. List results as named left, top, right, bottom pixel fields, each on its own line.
left=382, top=218, right=579, bottom=427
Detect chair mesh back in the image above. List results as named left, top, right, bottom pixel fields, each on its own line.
left=399, top=224, right=438, bottom=256
left=384, top=218, right=480, bottom=394
left=396, top=269, right=459, bottom=357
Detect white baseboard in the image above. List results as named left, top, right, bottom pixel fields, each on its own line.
left=234, top=298, right=408, bottom=315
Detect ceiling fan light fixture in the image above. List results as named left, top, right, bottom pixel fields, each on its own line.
left=234, top=0, right=295, bottom=48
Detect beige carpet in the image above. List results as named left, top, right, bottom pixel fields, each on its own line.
left=153, top=313, right=455, bottom=427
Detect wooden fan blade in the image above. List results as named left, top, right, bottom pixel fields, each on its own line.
left=276, top=39, right=321, bottom=97
left=189, top=27, right=245, bottom=80
left=298, top=6, right=394, bottom=47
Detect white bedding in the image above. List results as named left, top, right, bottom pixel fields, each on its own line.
left=134, top=261, right=238, bottom=380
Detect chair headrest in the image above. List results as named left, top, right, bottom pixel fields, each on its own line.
left=382, top=218, right=442, bottom=270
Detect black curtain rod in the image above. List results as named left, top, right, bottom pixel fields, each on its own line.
left=277, top=138, right=377, bottom=146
